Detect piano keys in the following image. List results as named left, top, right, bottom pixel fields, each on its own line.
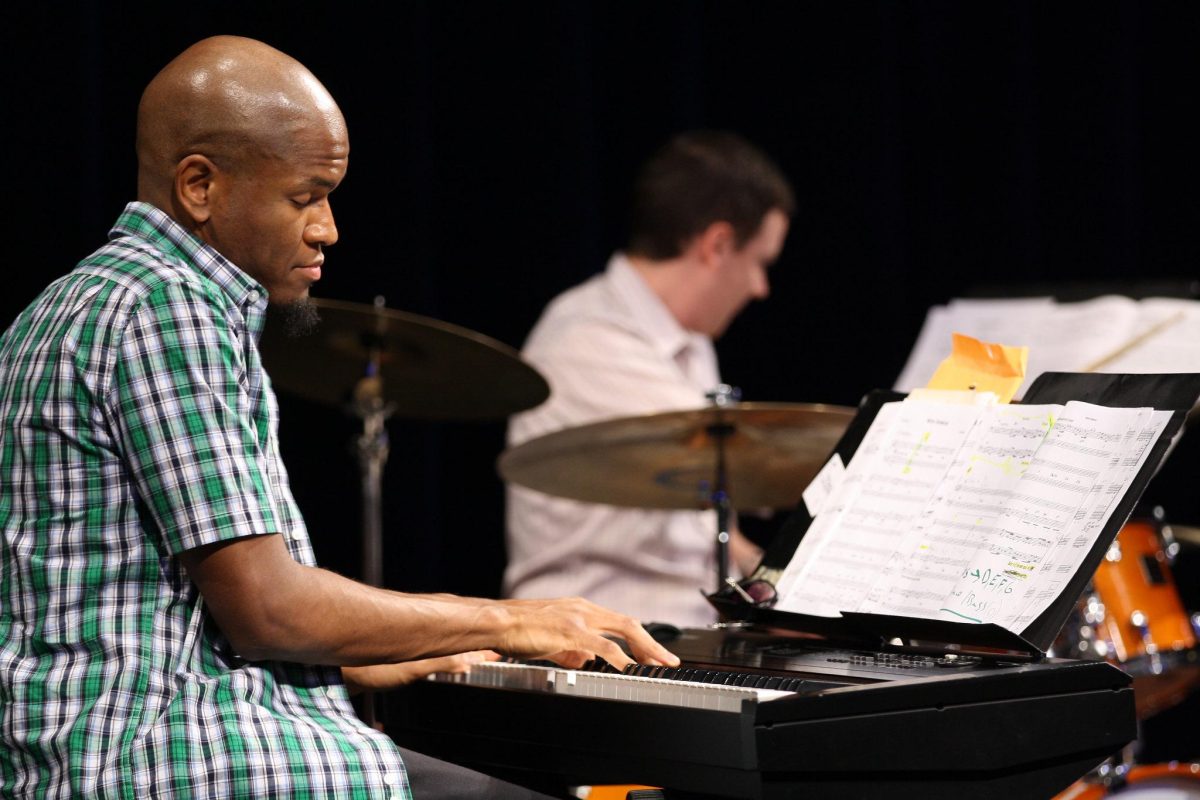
left=385, top=626, right=1136, bottom=799
left=430, top=660, right=812, bottom=713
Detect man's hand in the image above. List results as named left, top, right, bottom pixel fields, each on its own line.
left=341, top=651, right=500, bottom=694
left=730, top=529, right=764, bottom=578
left=496, top=597, right=679, bottom=670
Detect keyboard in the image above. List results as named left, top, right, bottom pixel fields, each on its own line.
left=387, top=626, right=1137, bottom=799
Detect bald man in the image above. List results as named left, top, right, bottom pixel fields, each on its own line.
left=0, top=36, right=673, bottom=799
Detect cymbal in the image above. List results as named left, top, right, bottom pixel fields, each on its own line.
left=498, top=403, right=855, bottom=510
left=259, top=297, right=549, bottom=421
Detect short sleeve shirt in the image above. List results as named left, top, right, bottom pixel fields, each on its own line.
left=0, top=203, right=409, bottom=798
left=503, top=254, right=724, bottom=626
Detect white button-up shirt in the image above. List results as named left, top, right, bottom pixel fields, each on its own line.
left=504, top=254, right=723, bottom=626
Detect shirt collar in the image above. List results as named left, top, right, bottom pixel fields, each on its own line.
left=606, top=252, right=707, bottom=360
left=109, top=202, right=269, bottom=322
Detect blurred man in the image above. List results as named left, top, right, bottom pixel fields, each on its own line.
left=505, top=132, right=795, bottom=626
left=0, top=36, right=675, bottom=799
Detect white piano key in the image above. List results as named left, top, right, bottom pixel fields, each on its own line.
left=428, top=662, right=793, bottom=713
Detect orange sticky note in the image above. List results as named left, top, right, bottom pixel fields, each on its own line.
left=925, top=333, right=1028, bottom=403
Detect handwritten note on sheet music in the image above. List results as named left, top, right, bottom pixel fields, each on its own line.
left=773, top=397, right=1171, bottom=632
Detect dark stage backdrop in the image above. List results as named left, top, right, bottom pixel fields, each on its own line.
left=5, top=1, right=1200, bottom=602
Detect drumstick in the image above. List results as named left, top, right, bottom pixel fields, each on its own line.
left=1081, top=311, right=1187, bottom=372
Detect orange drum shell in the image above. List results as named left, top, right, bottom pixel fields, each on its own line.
left=1053, top=762, right=1200, bottom=798
left=1092, top=520, right=1196, bottom=663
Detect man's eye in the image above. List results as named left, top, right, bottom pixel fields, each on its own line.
left=292, top=196, right=313, bottom=207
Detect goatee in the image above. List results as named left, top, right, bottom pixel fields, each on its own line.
left=267, top=296, right=322, bottom=337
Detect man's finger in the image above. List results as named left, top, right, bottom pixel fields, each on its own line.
left=593, top=636, right=636, bottom=671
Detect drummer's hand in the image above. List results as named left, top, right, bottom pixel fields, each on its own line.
left=497, top=597, right=680, bottom=670
left=730, top=529, right=764, bottom=578
left=341, top=651, right=500, bottom=695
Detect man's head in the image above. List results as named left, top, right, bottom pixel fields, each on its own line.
left=137, top=36, right=348, bottom=312
left=627, top=131, right=794, bottom=338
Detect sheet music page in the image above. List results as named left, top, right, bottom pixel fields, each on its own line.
left=1005, top=407, right=1172, bottom=629
left=857, top=402, right=1063, bottom=620
left=1013, top=296, right=1140, bottom=390
left=912, top=402, right=1162, bottom=627
left=896, top=296, right=1200, bottom=397
left=1100, top=298, right=1200, bottom=374
left=774, top=398, right=1169, bottom=634
left=773, top=399, right=989, bottom=616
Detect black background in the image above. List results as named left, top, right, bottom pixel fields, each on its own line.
left=5, top=3, right=1200, bottom=753
left=9, top=0, right=1200, bottom=592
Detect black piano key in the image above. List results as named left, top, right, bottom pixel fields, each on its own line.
left=580, top=660, right=835, bottom=695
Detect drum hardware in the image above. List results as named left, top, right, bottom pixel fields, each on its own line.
left=706, top=384, right=738, bottom=591
left=1166, top=524, right=1200, bottom=549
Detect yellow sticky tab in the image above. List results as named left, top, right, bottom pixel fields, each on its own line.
left=925, top=333, right=1028, bottom=403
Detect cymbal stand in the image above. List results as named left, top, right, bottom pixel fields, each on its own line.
left=349, top=297, right=395, bottom=728
left=354, top=377, right=393, bottom=589
left=706, top=385, right=741, bottom=593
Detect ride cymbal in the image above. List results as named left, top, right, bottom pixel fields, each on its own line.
left=259, top=297, right=549, bottom=421
left=499, top=403, right=855, bottom=510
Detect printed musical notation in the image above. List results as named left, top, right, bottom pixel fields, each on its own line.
left=774, top=395, right=1171, bottom=634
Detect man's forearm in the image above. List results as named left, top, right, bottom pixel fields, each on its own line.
left=180, top=533, right=675, bottom=670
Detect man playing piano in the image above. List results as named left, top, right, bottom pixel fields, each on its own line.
left=0, top=35, right=675, bottom=800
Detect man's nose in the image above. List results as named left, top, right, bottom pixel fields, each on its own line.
left=305, top=203, right=338, bottom=247
left=753, top=268, right=770, bottom=300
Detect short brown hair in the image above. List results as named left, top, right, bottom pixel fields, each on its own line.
left=627, top=131, right=795, bottom=260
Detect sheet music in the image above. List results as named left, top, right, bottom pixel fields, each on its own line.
left=1005, top=406, right=1171, bottom=629
left=773, top=397, right=1170, bottom=634
left=774, top=400, right=987, bottom=616
left=895, top=296, right=1200, bottom=398
left=1100, top=298, right=1200, bottom=373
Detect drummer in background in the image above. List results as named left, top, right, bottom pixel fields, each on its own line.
left=504, top=131, right=795, bottom=626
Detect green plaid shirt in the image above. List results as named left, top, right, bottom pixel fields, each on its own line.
left=0, top=203, right=409, bottom=799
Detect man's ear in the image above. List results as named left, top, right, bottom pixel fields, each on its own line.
left=174, top=154, right=219, bottom=225
left=694, top=220, right=736, bottom=267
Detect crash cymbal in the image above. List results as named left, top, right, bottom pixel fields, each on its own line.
left=259, top=297, right=549, bottom=421
left=498, top=403, right=855, bottom=510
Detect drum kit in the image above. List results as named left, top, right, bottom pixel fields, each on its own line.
left=498, top=390, right=855, bottom=590
left=258, top=296, right=856, bottom=593
left=260, top=296, right=1200, bottom=790
left=1051, top=509, right=1200, bottom=798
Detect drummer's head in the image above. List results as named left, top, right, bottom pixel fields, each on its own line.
left=626, top=131, right=794, bottom=338
left=136, top=36, right=348, bottom=317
